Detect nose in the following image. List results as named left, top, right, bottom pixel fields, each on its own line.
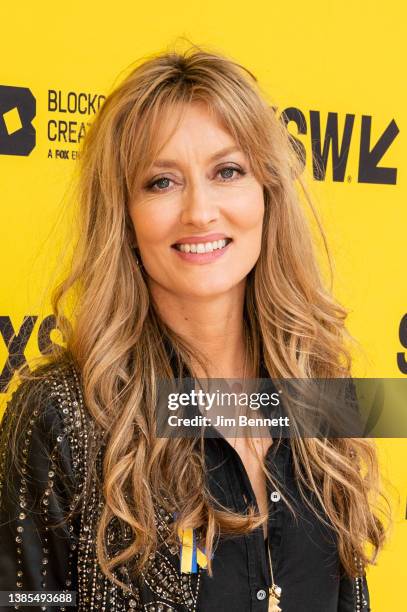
left=180, top=179, right=219, bottom=227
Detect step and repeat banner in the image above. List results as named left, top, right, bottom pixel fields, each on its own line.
left=1, top=1, right=405, bottom=608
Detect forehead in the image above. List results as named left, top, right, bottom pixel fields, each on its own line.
left=151, top=101, right=239, bottom=160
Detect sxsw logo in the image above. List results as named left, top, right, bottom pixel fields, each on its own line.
left=281, top=108, right=399, bottom=185
left=0, top=85, right=36, bottom=155
left=0, top=315, right=58, bottom=392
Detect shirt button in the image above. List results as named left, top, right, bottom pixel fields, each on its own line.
left=270, top=490, right=281, bottom=502
left=256, top=589, right=267, bottom=601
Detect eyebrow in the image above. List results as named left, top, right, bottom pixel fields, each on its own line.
left=150, top=145, right=243, bottom=169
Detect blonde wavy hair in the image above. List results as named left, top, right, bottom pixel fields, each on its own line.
left=9, top=42, right=390, bottom=588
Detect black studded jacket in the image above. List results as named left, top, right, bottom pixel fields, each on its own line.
left=0, top=359, right=370, bottom=611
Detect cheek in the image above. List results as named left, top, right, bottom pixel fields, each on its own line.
left=228, top=185, right=264, bottom=230
left=130, top=201, right=177, bottom=247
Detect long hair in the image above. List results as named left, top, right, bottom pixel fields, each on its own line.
left=7, top=42, right=390, bottom=588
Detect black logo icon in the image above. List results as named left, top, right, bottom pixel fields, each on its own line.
left=0, top=85, right=36, bottom=156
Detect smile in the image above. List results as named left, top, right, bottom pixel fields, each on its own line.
left=172, top=238, right=232, bottom=253
left=171, top=237, right=233, bottom=264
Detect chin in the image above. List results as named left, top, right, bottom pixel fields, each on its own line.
left=181, top=278, right=243, bottom=298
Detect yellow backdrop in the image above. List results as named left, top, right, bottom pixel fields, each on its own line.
left=1, top=1, right=406, bottom=608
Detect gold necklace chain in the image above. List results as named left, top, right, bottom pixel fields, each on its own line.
left=267, top=539, right=282, bottom=612
left=229, top=335, right=282, bottom=611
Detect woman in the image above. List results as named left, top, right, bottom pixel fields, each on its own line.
left=0, top=45, right=388, bottom=611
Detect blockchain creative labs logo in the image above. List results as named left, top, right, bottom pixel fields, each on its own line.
left=0, top=85, right=105, bottom=160
left=46, top=90, right=106, bottom=160
left=0, top=85, right=36, bottom=156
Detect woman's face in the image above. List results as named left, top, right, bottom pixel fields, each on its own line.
left=129, top=102, right=265, bottom=299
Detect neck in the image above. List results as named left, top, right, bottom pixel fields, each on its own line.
left=149, top=279, right=252, bottom=378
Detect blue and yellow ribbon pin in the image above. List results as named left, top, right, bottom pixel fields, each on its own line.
left=178, top=526, right=209, bottom=574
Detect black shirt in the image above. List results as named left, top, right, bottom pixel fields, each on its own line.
left=0, top=360, right=370, bottom=611
left=200, top=435, right=370, bottom=611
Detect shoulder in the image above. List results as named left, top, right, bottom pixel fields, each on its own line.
left=1, top=357, right=90, bottom=477
left=0, top=358, right=94, bottom=568
left=2, top=357, right=84, bottom=425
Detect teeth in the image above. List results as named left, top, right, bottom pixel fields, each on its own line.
left=175, top=239, right=229, bottom=253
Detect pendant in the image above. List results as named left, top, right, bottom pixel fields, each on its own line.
left=268, top=584, right=282, bottom=612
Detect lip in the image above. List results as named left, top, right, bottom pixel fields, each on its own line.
left=171, top=237, right=233, bottom=265
left=171, top=233, right=231, bottom=246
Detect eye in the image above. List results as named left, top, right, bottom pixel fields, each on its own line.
left=145, top=176, right=174, bottom=192
left=217, top=166, right=246, bottom=181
